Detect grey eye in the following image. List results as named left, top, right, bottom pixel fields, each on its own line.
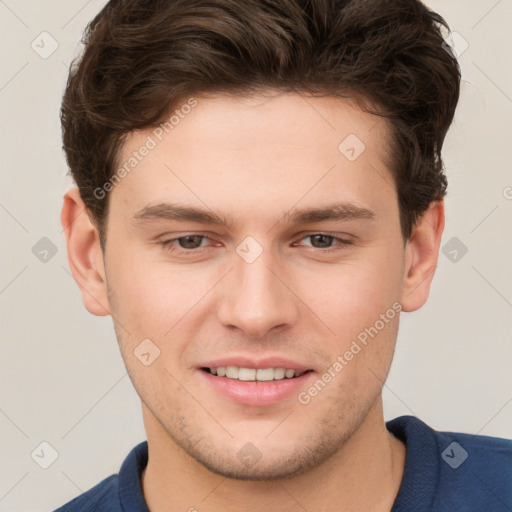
left=308, top=234, right=335, bottom=248
left=177, top=235, right=205, bottom=249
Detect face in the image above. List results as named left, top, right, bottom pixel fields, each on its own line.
left=101, top=92, right=407, bottom=479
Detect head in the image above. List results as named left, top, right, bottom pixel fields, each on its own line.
left=61, top=0, right=460, bottom=479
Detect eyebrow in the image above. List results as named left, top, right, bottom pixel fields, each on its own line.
left=132, top=201, right=376, bottom=229
left=133, top=203, right=233, bottom=228
left=287, top=203, right=375, bottom=224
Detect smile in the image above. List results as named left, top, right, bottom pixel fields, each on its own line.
left=203, top=367, right=310, bottom=381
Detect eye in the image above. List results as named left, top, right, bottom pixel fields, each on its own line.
left=158, top=232, right=353, bottom=256
left=306, top=234, right=335, bottom=249
left=174, top=235, right=207, bottom=249
left=160, top=234, right=212, bottom=253
left=295, top=233, right=353, bottom=250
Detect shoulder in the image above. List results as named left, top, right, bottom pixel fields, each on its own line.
left=53, top=441, right=149, bottom=512
left=53, top=474, right=121, bottom=512
left=387, top=415, right=512, bottom=512
left=444, top=428, right=512, bottom=465
left=433, top=426, right=512, bottom=510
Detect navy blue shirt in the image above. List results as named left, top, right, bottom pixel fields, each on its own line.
left=54, top=416, right=512, bottom=511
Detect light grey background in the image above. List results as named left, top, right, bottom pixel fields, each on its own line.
left=0, top=1, right=511, bottom=511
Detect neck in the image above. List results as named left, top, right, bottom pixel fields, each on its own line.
left=141, top=398, right=405, bottom=512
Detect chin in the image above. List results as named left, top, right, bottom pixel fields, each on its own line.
left=168, top=422, right=352, bottom=481
left=189, top=447, right=327, bottom=481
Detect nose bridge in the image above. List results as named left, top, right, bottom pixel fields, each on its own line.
left=217, top=244, right=297, bottom=338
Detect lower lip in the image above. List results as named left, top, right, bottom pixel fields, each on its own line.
left=199, top=370, right=314, bottom=406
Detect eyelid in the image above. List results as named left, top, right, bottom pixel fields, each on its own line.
left=159, top=231, right=354, bottom=254
left=292, top=232, right=354, bottom=248
left=159, top=233, right=213, bottom=250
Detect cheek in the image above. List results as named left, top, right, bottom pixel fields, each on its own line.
left=105, top=228, right=404, bottom=353
left=289, top=247, right=403, bottom=387
left=105, top=246, right=207, bottom=335
left=295, top=253, right=403, bottom=337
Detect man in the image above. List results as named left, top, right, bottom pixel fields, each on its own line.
left=55, top=0, right=511, bottom=511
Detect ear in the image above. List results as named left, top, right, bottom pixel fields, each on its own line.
left=61, top=187, right=111, bottom=316
left=400, top=200, right=445, bottom=312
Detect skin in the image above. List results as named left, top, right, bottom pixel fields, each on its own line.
left=61, top=91, right=444, bottom=511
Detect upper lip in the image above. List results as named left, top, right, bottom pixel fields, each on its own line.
left=199, top=356, right=311, bottom=372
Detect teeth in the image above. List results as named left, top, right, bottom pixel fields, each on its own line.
left=238, top=368, right=256, bottom=381
left=208, top=366, right=307, bottom=381
left=226, top=366, right=239, bottom=379
left=256, top=368, right=274, bottom=381
left=273, top=368, right=286, bottom=379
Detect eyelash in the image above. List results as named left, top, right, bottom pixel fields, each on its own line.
left=158, top=233, right=353, bottom=255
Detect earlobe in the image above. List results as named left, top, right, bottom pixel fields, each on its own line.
left=61, top=187, right=111, bottom=317
left=400, top=200, right=445, bottom=312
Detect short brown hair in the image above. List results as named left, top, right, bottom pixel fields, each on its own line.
left=61, top=0, right=460, bottom=247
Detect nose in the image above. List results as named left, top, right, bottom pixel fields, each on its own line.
left=216, top=248, right=299, bottom=340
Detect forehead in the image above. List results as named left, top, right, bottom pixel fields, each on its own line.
left=110, top=92, right=395, bottom=227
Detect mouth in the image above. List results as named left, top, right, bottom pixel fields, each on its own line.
left=198, top=360, right=315, bottom=406
left=201, top=366, right=313, bottom=381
